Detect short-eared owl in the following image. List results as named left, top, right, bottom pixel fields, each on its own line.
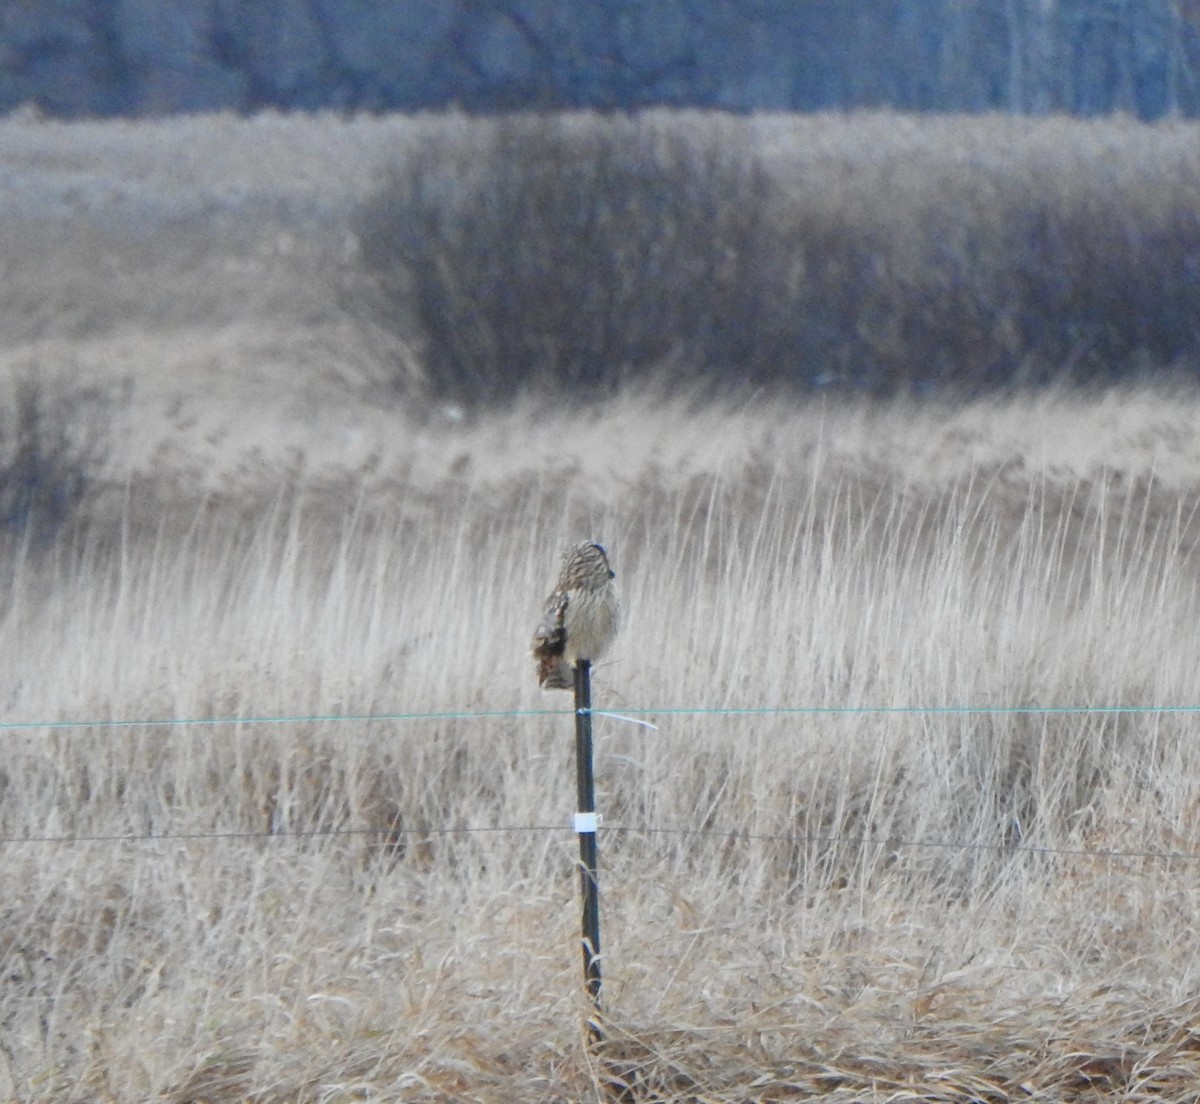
left=531, top=541, right=622, bottom=691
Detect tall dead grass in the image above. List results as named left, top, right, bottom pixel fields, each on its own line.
left=3, top=390, right=1200, bottom=1099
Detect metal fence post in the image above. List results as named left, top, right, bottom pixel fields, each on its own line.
left=573, top=659, right=602, bottom=1039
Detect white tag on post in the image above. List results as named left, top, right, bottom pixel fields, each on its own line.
left=573, top=812, right=601, bottom=834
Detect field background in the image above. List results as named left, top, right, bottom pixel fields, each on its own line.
left=2, top=110, right=1200, bottom=1101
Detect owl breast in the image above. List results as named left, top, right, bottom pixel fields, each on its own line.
left=563, top=584, right=622, bottom=665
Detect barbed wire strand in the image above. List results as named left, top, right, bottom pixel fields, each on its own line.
left=0, top=821, right=1195, bottom=863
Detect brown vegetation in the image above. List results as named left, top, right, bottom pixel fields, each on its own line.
left=357, top=111, right=1200, bottom=401
left=0, top=109, right=1198, bottom=1101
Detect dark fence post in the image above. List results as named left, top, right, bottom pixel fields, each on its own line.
left=573, top=659, right=602, bottom=1040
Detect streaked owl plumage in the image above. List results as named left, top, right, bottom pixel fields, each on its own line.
left=531, top=541, right=622, bottom=691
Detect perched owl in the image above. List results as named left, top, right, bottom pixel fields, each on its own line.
left=531, top=541, right=622, bottom=691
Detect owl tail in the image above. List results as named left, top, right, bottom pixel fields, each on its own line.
left=536, top=654, right=574, bottom=691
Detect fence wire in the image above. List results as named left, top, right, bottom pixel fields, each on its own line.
left=1, top=702, right=1199, bottom=732
left=0, top=822, right=1194, bottom=864
left=0, top=703, right=1195, bottom=863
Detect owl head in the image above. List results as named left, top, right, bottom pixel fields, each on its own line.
left=561, top=541, right=616, bottom=589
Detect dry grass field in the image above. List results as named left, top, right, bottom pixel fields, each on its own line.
left=1, top=109, right=1200, bottom=1101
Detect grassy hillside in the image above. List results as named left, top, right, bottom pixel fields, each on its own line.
left=1, top=109, right=1200, bottom=1100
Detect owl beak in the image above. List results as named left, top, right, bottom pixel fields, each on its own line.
left=608, top=569, right=616, bottom=579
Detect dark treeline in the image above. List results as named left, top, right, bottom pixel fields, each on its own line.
left=3, top=1, right=1199, bottom=120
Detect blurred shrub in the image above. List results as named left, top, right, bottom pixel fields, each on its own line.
left=355, top=114, right=800, bottom=402
left=0, top=376, right=105, bottom=545
left=355, top=112, right=1200, bottom=402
